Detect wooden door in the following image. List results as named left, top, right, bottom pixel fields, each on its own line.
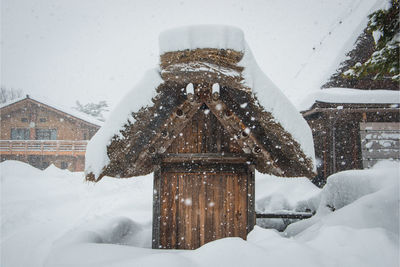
left=154, top=167, right=249, bottom=249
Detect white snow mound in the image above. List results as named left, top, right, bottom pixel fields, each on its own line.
left=159, top=25, right=245, bottom=54
left=1, top=160, right=399, bottom=267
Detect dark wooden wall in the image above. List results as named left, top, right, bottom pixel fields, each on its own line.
left=167, top=104, right=242, bottom=154
left=153, top=104, right=255, bottom=249
left=303, top=102, right=399, bottom=185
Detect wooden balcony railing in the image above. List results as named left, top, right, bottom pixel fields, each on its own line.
left=0, top=140, right=88, bottom=156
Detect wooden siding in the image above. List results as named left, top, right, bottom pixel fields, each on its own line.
left=154, top=163, right=251, bottom=249
left=167, top=105, right=242, bottom=154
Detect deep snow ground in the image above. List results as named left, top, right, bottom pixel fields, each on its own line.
left=1, top=160, right=399, bottom=267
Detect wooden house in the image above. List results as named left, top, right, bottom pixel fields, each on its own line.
left=305, top=13, right=400, bottom=185
left=303, top=89, right=399, bottom=185
left=85, top=26, right=315, bottom=249
left=0, top=95, right=101, bottom=171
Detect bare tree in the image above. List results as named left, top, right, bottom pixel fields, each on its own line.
left=0, top=87, right=24, bottom=104
left=74, top=100, right=109, bottom=121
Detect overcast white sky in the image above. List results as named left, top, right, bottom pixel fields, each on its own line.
left=1, top=0, right=381, bottom=111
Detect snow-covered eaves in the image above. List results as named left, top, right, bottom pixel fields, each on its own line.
left=300, top=88, right=400, bottom=111
left=0, top=95, right=103, bottom=127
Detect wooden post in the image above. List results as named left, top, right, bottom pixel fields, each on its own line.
left=152, top=166, right=161, bottom=249
left=247, top=164, right=255, bottom=234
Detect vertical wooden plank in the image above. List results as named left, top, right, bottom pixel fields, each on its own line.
left=246, top=165, right=255, bottom=234
left=152, top=166, right=161, bottom=249
left=190, top=173, right=199, bottom=249
left=193, top=116, right=199, bottom=153
left=199, top=172, right=206, bottom=246
left=200, top=110, right=207, bottom=153
left=222, top=173, right=229, bottom=238
left=241, top=172, right=248, bottom=239
left=236, top=172, right=247, bottom=240
left=216, top=118, right=222, bottom=153
left=165, top=173, right=173, bottom=248
left=184, top=173, right=192, bottom=249
left=227, top=174, right=234, bottom=237
left=233, top=173, right=240, bottom=237
left=212, top=173, right=222, bottom=241
left=204, top=173, right=212, bottom=243
left=169, top=173, right=178, bottom=248
left=177, top=174, right=185, bottom=249
left=159, top=171, right=169, bottom=248
left=220, top=172, right=227, bottom=239
left=209, top=173, right=216, bottom=241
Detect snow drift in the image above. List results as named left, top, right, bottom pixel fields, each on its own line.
left=2, top=160, right=398, bottom=266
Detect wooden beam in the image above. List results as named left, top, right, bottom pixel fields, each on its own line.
left=205, top=99, right=284, bottom=175
left=161, top=153, right=251, bottom=163
left=256, top=212, right=314, bottom=219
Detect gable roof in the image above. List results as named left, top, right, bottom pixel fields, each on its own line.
left=85, top=25, right=316, bottom=181
left=0, top=95, right=103, bottom=127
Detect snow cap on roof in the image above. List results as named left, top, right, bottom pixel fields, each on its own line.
left=300, top=88, right=400, bottom=111
left=0, top=94, right=103, bottom=126
left=159, top=25, right=245, bottom=54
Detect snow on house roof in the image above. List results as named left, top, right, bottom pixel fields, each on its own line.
left=86, top=25, right=316, bottom=179
left=300, top=88, right=400, bottom=111
left=0, top=95, right=103, bottom=126
left=159, top=25, right=245, bottom=54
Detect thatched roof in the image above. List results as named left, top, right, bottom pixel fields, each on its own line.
left=85, top=26, right=315, bottom=182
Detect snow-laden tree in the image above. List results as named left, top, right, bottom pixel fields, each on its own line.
left=323, top=0, right=399, bottom=89
left=0, top=88, right=24, bottom=104
left=74, top=100, right=109, bottom=122
left=343, top=0, right=399, bottom=82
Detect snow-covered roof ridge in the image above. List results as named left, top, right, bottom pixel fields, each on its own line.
left=159, top=25, right=245, bottom=54
left=0, top=94, right=103, bottom=126
left=300, top=87, right=400, bottom=111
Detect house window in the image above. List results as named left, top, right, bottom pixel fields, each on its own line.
left=21, top=118, right=28, bottom=122
left=360, top=122, right=400, bottom=168
left=35, top=129, right=57, bottom=140
left=39, top=118, right=47, bottom=123
left=60, top=162, right=68, bottom=169
left=11, top=128, right=30, bottom=140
